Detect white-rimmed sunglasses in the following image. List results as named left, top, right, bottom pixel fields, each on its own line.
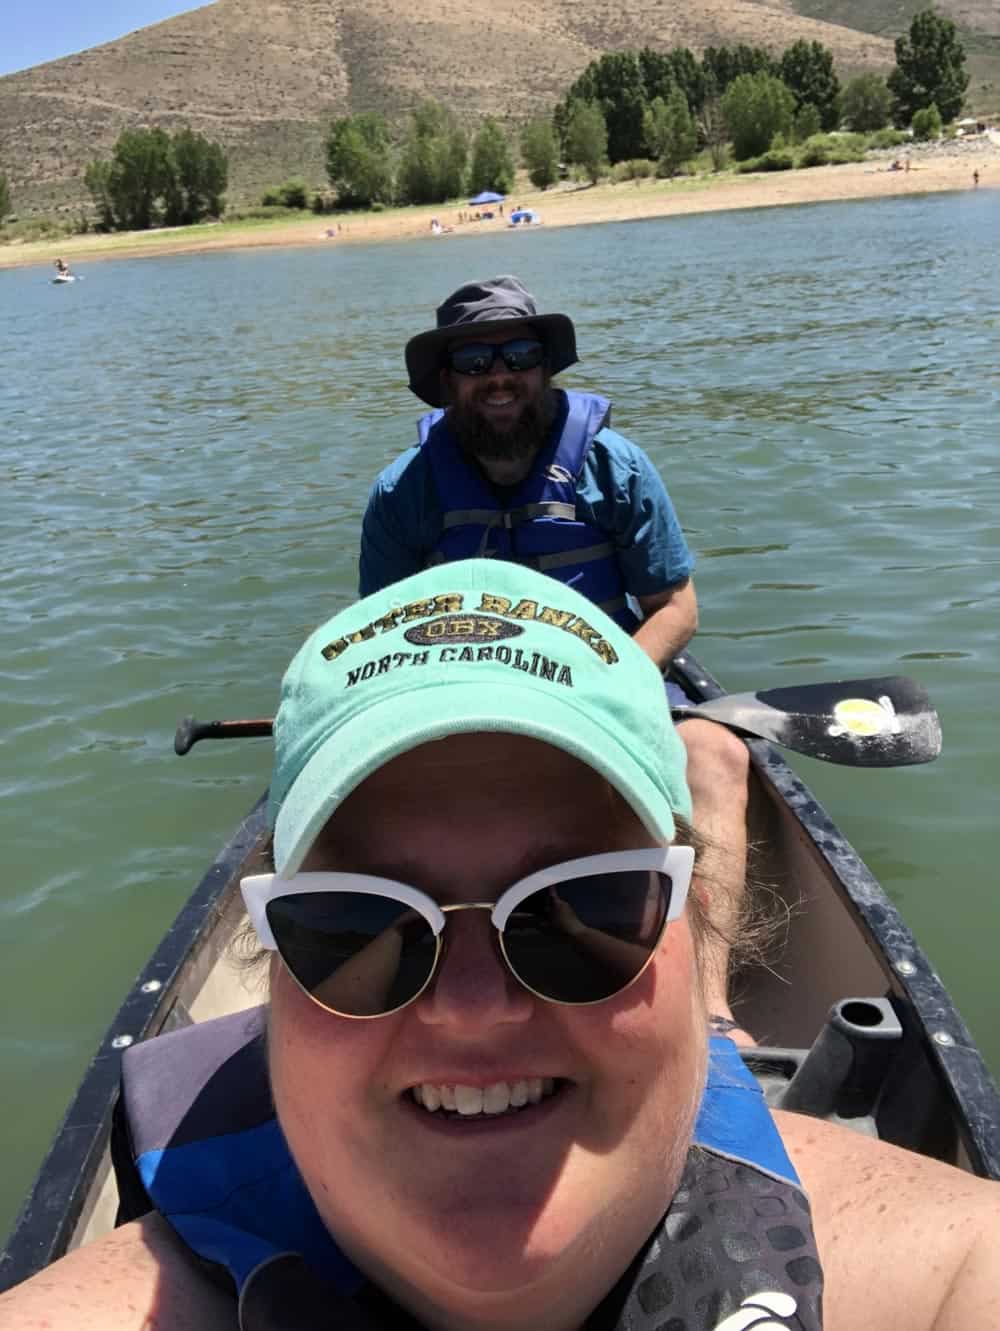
left=241, top=846, right=694, bottom=1018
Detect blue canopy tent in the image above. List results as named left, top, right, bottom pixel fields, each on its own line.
left=467, top=191, right=505, bottom=205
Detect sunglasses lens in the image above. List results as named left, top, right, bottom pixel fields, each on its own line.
left=500, top=339, right=545, bottom=371
left=501, top=870, right=671, bottom=1003
left=448, top=343, right=495, bottom=375
left=266, top=894, right=437, bottom=1017
left=447, top=339, right=545, bottom=375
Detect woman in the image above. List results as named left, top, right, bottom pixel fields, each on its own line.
left=2, top=561, right=997, bottom=1331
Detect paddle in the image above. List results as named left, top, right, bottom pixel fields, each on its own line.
left=671, top=674, right=941, bottom=767
left=174, top=673, right=941, bottom=767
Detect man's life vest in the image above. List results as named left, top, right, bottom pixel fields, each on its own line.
left=417, top=390, right=639, bottom=631
left=116, top=1009, right=823, bottom=1331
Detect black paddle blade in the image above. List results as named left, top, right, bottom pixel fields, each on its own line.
left=676, top=675, right=942, bottom=767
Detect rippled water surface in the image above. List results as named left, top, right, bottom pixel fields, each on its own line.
left=2, top=191, right=998, bottom=1235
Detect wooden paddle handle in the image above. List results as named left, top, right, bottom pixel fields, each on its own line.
left=174, top=715, right=273, bottom=755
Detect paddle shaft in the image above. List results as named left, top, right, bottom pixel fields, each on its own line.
left=173, top=673, right=941, bottom=767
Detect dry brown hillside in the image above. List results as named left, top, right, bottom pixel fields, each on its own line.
left=0, top=0, right=915, bottom=214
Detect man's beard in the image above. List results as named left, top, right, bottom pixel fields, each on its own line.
left=448, top=384, right=557, bottom=465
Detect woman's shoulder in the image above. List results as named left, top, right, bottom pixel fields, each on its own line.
left=775, top=1109, right=1000, bottom=1331
left=0, top=1213, right=235, bottom=1331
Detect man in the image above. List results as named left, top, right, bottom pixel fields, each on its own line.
left=360, top=275, right=750, bottom=1030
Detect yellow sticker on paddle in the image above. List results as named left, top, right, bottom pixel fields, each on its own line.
left=832, top=697, right=895, bottom=736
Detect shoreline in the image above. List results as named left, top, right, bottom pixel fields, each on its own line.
left=1, top=150, right=994, bottom=272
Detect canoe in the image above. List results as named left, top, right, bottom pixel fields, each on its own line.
left=3, top=647, right=999, bottom=1291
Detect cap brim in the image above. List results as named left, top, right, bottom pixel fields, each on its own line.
left=273, top=679, right=676, bottom=874
left=405, top=313, right=578, bottom=407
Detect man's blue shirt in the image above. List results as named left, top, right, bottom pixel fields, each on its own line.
left=359, top=425, right=694, bottom=597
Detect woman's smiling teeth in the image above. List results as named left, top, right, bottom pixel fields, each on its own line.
left=412, top=1078, right=558, bottom=1116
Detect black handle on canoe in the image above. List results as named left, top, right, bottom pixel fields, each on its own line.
left=174, top=715, right=274, bottom=755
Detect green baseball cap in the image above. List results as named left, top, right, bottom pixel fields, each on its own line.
left=268, top=560, right=691, bottom=874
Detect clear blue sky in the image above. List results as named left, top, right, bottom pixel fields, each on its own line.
left=2, top=1, right=215, bottom=77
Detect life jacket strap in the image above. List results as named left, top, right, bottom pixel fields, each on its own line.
left=536, top=542, right=615, bottom=571
left=441, top=501, right=577, bottom=531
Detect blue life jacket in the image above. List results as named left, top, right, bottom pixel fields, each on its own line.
left=417, top=389, right=639, bottom=632
left=117, top=1009, right=823, bottom=1330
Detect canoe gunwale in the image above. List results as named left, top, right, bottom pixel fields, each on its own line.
left=0, top=796, right=269, bottom=1294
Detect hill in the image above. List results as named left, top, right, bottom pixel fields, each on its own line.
left=0, top=0, right=994, bottom=216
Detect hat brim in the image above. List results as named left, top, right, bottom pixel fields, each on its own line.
left=405, top=312, right=578, bottom=407
left=272, top=678, right=677, bottom=875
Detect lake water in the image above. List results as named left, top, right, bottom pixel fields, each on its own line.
left=1, top=190, right=998, bottom=1239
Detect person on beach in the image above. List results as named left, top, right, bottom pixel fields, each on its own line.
left=973, top=169, right=980, bottom=187
left=358, top=275, right=751, bottom=1022
left=2, top=560, right=999, bottom=1331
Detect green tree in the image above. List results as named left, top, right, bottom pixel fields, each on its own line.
left=779, top=40, right=840, bottom=131
left=638, top=47, right=704, bottom=113
left=168, top=128, right=227, bottom=223
left=697, top=98, right=729, bottom=171
left=637, top=48, right=676, bottom=104
left=888, top=8, right=968, bottom=125
left=564, top=100, right=608, bottom=184
left=911, top=103, right=942, bottom=139
left=107, top=127, right=173, bottom=230
left=668, top=48, right=707, bottom=114
left=468, top=117, right=515, bottom=195
left=559, top=52, right=647, bottom=163
left=840, top=73, right=893, bottom=132
left=0, top=171, right=10, bottom=220
left=83, top=127, right=226, bottom=230
left=644, top=97, right=670, bottom=160
left=722, top=72, right=796, bottom=160
left=793, top=103, right=822, bottom=142
left=702, top=44, right=774, bottom=98
left=84, top=159, right=115, bottom=229
left=646, top=86, right=697, bottom=175
left=520, top=119, right=559, bottom=189
left=397, top=101, right=467, bottom=205
left=326, top=113, right=394, bottom=208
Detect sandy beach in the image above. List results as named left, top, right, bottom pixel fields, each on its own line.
left=2, top=141, right=995, bottom=272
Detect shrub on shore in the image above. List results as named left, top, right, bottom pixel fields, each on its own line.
left=797, top=133, right=866, bottom=167
left=866, top=128, right=910, bottom=149
left=261, top=179, right=309, bottom=208
left=610, top=159, right=654, bottom=182
left=911, top=105, right=943, bottom=141
left=224, top=204, right=311, bottom=223
left=736, top=149, right=795, bottom=172
left=0, top=215, right=78, bottom=243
